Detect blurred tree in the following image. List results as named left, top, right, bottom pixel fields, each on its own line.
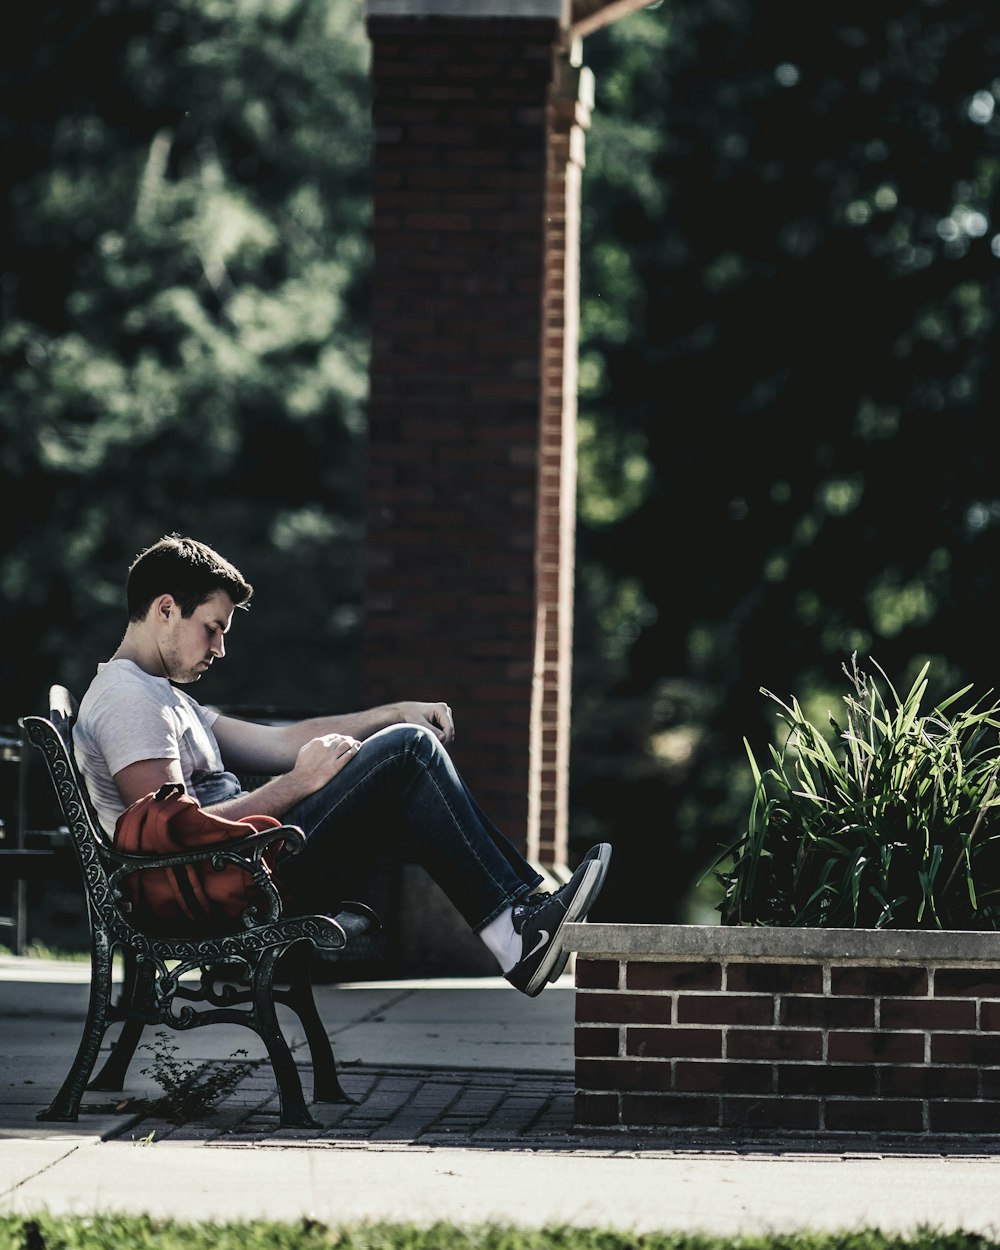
left=573, top=0, right=1000, bottom=923
left=0, top=0, right=372, bottom=724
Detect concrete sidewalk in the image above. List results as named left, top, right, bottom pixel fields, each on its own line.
left=2, top=954, right=1000, bottom=1236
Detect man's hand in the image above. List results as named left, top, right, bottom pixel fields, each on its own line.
left=397, top=701, right=455, bottom=745
left=292, top=733, right=363, bottom=791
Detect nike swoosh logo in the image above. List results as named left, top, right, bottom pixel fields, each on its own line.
left=527, top=929, right=550, bottom=959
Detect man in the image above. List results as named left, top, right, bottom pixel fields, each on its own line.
left=74, top=533, right=610, bottom=996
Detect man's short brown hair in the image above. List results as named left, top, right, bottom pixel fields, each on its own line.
left=126, top=534, right=254, bottom=620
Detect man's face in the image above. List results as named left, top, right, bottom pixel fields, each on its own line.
left=157, top=589, right=236, bottom=684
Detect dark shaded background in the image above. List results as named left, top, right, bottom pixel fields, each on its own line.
left=4, top=0, right=1000, bottom=928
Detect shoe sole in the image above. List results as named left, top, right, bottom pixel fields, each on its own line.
left=525, top=848, right=610, bottom=996
left=546, top=844, right=612, bottom=983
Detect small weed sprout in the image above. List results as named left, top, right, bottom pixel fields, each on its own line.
left=139, top=1031, right=257, bottom=1124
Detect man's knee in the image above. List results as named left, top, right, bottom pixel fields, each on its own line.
left=365, top=721, right=441, bottom=765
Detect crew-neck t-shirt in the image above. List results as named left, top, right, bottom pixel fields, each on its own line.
left=74, top=659, right=240, bottom=832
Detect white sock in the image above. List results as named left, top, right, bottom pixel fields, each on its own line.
left=478, top=906, right=521, bottom=973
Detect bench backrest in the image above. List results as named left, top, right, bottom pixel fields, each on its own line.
left=20, top=685, right=120, bottom=927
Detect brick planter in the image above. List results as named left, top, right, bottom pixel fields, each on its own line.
left=564, top=922, right=1000, bottom=1136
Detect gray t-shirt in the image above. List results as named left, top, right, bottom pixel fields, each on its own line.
left=74, top=659, right=242, bottom=832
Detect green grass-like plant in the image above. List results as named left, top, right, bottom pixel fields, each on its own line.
left=714, top=654, right=1000, bottom=928
left=0, top=1219, right=996, bottom=1250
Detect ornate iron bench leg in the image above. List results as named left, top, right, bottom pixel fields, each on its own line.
left=88, top=952, right=153, bottom=1091
left=277, top=941, right=355, bottom=1105
left=253, top=945, right=319, bottom=1129
left=37, top=929, right=116, bottom=1121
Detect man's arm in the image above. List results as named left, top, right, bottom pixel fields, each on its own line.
left=113, top=758, right=187, bottom=809
left=113, top=700, right=455, bottom=823
left=113, top=730, right=367, bottom=823
left=211, top=701, right=455, bottom=776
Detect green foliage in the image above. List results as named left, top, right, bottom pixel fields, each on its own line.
left=0, top=1222, right=995, bottom=1250
left=0, top=0, right=373, bottom=723
left=571, top=1, right=1000, bottom=925
left=138, top=1031, right=257, bottom=1124
left=715, top=655, right=1000, bottom=928
left=0, top=942, right=88, bottom=962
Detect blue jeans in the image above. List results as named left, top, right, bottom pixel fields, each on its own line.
left=276, top=724, right=543, bottom=932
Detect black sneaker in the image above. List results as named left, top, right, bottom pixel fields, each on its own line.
left=505, top=843, right=611, bottom=997
left=545, top=844, right=612, bottom=983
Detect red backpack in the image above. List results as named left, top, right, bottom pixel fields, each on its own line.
left=113, top=783, right=293, bottom=934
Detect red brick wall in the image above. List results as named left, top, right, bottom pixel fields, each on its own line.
left=576, top=955, right=1000, bottom=1135
left=363, top=15, right=579, bottom=866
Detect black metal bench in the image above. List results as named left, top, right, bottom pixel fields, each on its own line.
left=19, top=684, right=380, bottom=1128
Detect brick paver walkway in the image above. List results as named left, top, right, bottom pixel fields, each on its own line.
left=112, top=1060, right=1000, bottom=1159
left=117, top=1062, right=578, bottom=1150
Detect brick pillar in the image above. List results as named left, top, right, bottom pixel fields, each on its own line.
left=362, top=6, right=591, bottom=974
left=533, top=55, right=592, bottom=870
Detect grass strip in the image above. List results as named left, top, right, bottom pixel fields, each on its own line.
left=0, top=1219, right=997, bottom=1250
